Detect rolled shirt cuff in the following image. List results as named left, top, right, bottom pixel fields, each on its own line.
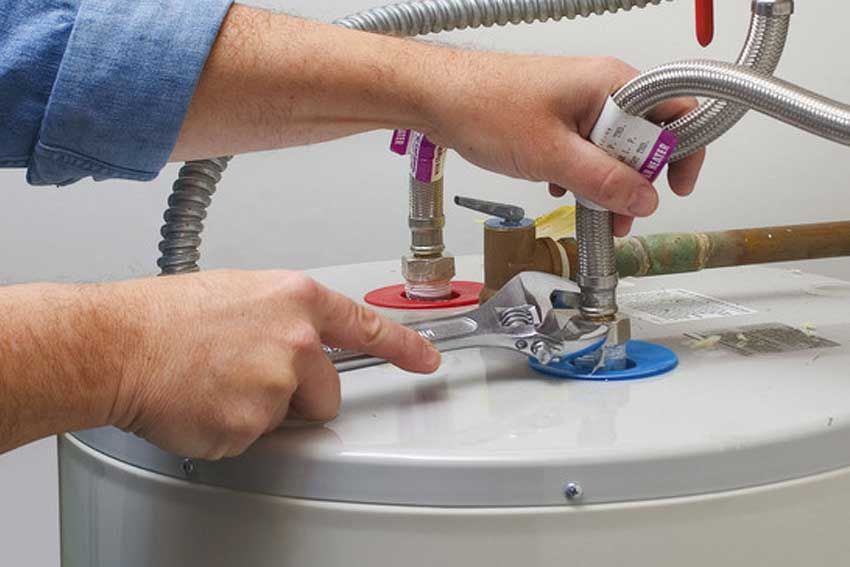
left=27, top=0, right=234, bottom=186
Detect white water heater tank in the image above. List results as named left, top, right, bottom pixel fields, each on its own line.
left=60, top=257, right=850, bottom=566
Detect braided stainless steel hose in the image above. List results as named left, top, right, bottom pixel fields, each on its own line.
left=403, top=176, right=456, bottom=299
left=668, top=2, right=791, bottom=160
left=575, top=0, right=792, bottom=319
left=575, top=202, right=618, bottom=318
left=617, top=61, right=850, bottom=146
left=157, top=157, right=231, bottom=275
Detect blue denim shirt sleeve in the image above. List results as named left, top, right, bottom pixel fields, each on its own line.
left=0, top=0, right=233, bottom=186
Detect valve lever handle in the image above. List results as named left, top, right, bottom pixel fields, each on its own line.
left=454, top=196, right=525, bottom=225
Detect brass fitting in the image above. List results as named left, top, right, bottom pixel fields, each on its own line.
left=403, top=254, right=456, bottom=299
left=608, top=315, right=632, bottom=346
left=480, top=218, right=569, bottom=303
left=402, top=254, right=456, bottom=283
left=404, top=174, right=456, bottom=300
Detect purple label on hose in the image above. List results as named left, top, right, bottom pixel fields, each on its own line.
left=638, top=130, right=678, bottom=182
left=389, top=130, right=446, bottom=182
left=390, top=129, right=412, bottom=155
left=413, top=136, right=436, bottom=182
left=411, top=134, right=446, bottom=183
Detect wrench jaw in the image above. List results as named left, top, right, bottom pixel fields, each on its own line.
left=491, top=315, right=609, bottom=366
left=481, top=273, right=613, bottom=365
left=328, top=271, right=613, bottom=372
left=509, top=272, right=632, bottom=368
left=481, top=271, right=571, bottom=314
left=530, top=310, right=611, bottom=365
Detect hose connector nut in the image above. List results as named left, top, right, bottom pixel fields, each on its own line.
left=752, top=0, right=794, bottom=17
left=608, top=315, right=632, bottom=347
left=402, top=255, right=456, bottom=285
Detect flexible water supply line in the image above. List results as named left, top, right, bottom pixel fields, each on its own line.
left=575, top=0, right=793, bottom=318
left=621, top=60, right=850, bottom=145
left=669, top=4, right=790, bottom=159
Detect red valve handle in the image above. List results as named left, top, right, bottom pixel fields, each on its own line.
left=695, top=0, right=714, bottom=47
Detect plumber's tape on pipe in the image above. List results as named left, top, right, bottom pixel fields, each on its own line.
left=578, top=97, right=678, bottom=212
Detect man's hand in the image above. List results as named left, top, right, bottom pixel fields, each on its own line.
left=422, top=55, right=706, bottom=236
left=0, top=271, right=440, bottom=458
left=110, top=270, right=441, bottom=459
left=175, top=7, right=704, bottom=236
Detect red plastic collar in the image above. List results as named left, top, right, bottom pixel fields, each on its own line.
left=365, top=281, right=483, bottom=310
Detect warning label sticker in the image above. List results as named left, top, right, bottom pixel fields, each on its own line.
left=685, top=323, right=840, bottom=357
left=619, top=288, right=756, bottom=325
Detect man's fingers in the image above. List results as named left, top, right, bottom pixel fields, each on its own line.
left=668, top=147, right=706, bottom=197
left=549, top=183, right=567, bottom=197
left=645, top=97, right=705, bottom=197
left=288, top=346, right=341, bottom=422
left=551, top=135, right=659, bottom=217
left=316, top=286, right=441, bottom=374
left=613, top=214, right=634, bottom=237
left=646, top=97, right=700, bottom=125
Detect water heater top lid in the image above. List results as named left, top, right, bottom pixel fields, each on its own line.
left=73, top=257, right=850, bottom=506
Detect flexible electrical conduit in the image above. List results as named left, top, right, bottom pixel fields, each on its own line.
left=333, top=0, right=669, bottom=33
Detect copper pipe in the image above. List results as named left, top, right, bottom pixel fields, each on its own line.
left=481, top=220, right=850, bottom=302
left=564, top=221, right=850, bottom=279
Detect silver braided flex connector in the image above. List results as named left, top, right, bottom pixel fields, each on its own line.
left=618, top=60, right=850, bottom=146
left=666, top=4, right=791, bottom=159
left=404, top=177, right=455, bottom=299
left=575, top=203, right=619, bottom=319
left=408, top=177, right=445, bottom=257
left=575, top=0, right=793, bottom=319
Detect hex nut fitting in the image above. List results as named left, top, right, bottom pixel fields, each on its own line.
left=608, top=315, right=632, bottom=346
left=752, top=0, right=794, bottom=17
left=402, top=254, right=456, bottom=284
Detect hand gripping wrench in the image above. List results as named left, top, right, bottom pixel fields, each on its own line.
left=326, top=272, right=612, bottom=372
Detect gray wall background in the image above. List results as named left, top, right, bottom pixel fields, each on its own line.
left=2, top=1, right=848, bottom=565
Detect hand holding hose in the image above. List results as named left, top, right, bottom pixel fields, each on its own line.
left=420, top=55, right=706, bottom=236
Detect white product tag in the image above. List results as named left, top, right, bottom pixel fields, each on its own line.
left=579, top=97, right=679, bottom=211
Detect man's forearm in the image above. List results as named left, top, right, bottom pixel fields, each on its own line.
left=0, top=284, right=120, bottom=453
left=0, top=270, right=443, bottom=459
left=172, top=4, right=442, bottom=160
